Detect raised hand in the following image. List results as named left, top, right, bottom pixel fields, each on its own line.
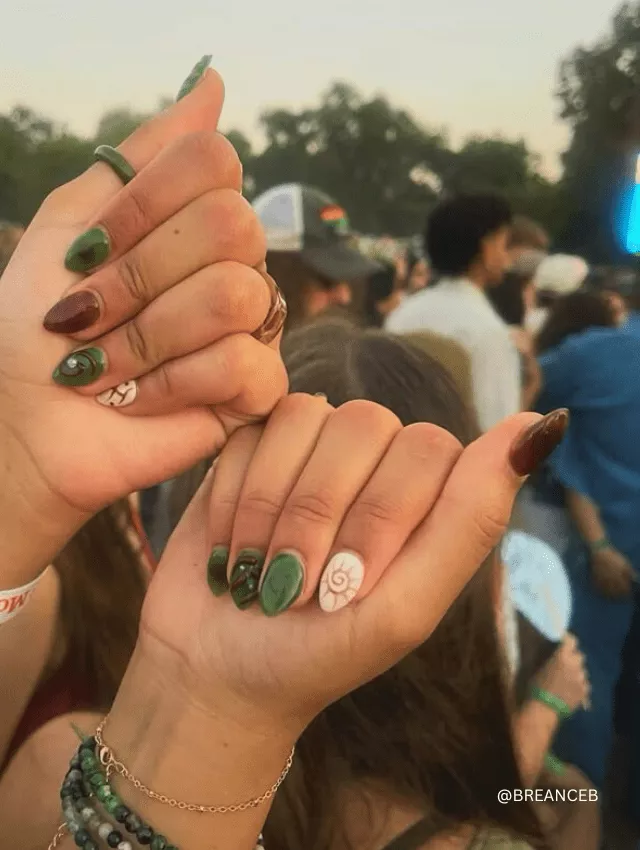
left=0, top=61, right=287, bottom=583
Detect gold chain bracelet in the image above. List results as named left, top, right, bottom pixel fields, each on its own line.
left=94, top=717, right=295, bottom=814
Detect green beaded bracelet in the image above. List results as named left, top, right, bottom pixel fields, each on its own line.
left=94, top=145, right=136, bottom=184
left=529, top=685, right=573, bottom=720
left=544, top=752, right=566, bottom=776
left=588, top=537, right=611, bottom=553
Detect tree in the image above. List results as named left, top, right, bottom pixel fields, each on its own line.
left=247, top=82, right=449, bottom=236
left=556, top=1, right=640, bottom=261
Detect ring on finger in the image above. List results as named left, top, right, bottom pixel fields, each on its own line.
left=252, top=272, right=287, bottom=345
left=94, top=145, right=137, bottom=185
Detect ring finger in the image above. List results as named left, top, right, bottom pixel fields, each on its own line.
left=58, top=262, right=271, bottom=398
left=243, top=400, right=402, bottom=615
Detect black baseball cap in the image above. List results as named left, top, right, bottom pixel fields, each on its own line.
left=253, top=183, right=382, bottom=283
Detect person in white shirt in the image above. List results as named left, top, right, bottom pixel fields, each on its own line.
left=386, top=194, right=520, bottom=431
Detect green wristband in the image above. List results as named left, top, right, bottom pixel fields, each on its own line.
left=544, top=752, right=566, bottom=776
left=588, top=537, right=611, bottom=553
left=529, top=685, right=573, bottom=720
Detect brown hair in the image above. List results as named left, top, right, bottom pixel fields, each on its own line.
left=52, top=501, right=147, bottom=709
left=262, top=319, right=543, bottom=849
left=509, top=217, right=549, bottom=252
left=535, top=292, right=617, bottom=354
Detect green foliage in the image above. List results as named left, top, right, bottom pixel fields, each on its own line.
left=0, top=85, right=559, bottom=237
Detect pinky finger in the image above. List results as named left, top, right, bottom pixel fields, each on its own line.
left=95, top=334, right=288, bottom=425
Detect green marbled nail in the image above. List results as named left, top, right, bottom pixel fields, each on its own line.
left=65, top=227, right=110, bottom=273
left=260, top=552, right=304, bottom=617
left=52, top=347, right=106, bottom=387
left=229, top=548, right=264, bottom=610
left=207, top=546, right=230, bottom=596
left=176, top=55, right=212, bottom=101
left=94, top=145, right=136, bottom=185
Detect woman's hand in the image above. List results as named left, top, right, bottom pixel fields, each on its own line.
left=0, top=63, right=287, bottom=583
left=136, top=398, right=562, bottom=734
left=535, top=634, right=590, bottom=713
left=591, top=546, right=635, bottom=599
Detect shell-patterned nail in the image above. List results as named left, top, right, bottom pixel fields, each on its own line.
left=96, top=380, right=138, bottom=408
left=318, top=552, right=365, bottom=613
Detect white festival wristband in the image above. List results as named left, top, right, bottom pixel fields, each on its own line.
left=0, top=572, right=43, bottom=624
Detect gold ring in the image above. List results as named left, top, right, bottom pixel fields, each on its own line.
left=253, top=272, right=287, bottom=344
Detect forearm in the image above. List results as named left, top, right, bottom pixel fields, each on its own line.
left=91, top=644, right=296, bottom=850
left=514, top=700, right=559, bottom=786
left=565, top=489, right=605, bottom=545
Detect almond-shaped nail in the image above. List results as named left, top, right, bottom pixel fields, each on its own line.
left=52, top=347, right=106, bottom=387
left=230, top=549, right=264, bottom=610
left=176, top=55, right=212, bottom=101
left=207, top=546, right=230, bottom=596
left=259, top=552, right=304, bottom=616
left=43, top=290, right=101, bottom=334
left=319, top=552, right=364, bottom=613
left=509, top=409, right=569, bottom=477
left=65, top=227, right=110, bottom=273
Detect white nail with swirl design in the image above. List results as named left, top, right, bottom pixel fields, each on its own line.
left=96, top=380, right=138, bottom=408
left=319, top=552, right=364, bottom=613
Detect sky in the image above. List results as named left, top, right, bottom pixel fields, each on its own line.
left=0, top=0, right=623, bottom=179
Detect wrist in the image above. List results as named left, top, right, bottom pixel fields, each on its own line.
left=104, top=643, right=297, bottom=850
left=529, top=685, right=573, bottom=721
left=0, top=425, right=87, bottom=588
left=587, top=537, right=611, bottom=555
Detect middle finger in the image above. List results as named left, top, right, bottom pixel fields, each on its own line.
left=52, top=187, right=264, bottom=344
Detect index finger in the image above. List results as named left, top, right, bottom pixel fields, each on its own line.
left=35, top=59, right=224, bottom=227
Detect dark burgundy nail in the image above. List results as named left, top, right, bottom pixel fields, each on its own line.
left=43, top=290, right=101, bottom=334
left=509, top=409, right=569, bottom=477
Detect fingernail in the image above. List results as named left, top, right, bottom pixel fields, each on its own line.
left=259, top=552, right=304, bottom=616
left=207, top=546, right=230, bottom=596
left=319, top=551, right=364, bottom=613
left=509, top=409, right=569, bottom=477
left=43, top=290, right=101, bottom=334
left=65, top=227, right=110, bottom=273
left=96, top=380, right=138, bottom=408
left=176, top=55, right=212, bottom=101
left=52, top=347, right=106, bottom=387
left=230, top=549, right=264, bottom=610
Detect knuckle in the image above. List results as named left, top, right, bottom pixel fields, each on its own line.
left=181, top=132, right=243, bottom=190
left=284, top=489, right=337, bottom=527
left=155, top=362, right=175, bottom=398
left=335, top=399, right=402, bottom=435
left=349, top=493, right=404, bottom=528
left=121, top=184, right=155, bottom=237
left=468, top=502, right=510, bottom=553
left=208, top=263, right=263, bottom=325
left=203, top=190, right=266, bottom=264
left=125, top=318, right=153, bottom=364
left=398, top=422, right=462, bottom=461
left=118, top=253, right=150, bottom=305
left=237, top=490, right=283, bottom=522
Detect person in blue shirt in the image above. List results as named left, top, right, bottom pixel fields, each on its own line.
left=536, top=322, right=640, bottom=813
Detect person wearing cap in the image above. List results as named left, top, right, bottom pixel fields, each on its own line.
left=252, top=184, right=381, bottom=329
left=386, top=194, right=518, bottom=432
left=509, top=215, right=550, bottom=262
left=526, top=254, right=590, bottom=335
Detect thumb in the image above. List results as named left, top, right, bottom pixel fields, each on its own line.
left=358, top=411, right=568, bottom=666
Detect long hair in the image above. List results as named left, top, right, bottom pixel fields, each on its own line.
left=535, top=292, right=617, bottom=354
left=263, top=319, right=544, bottom=850
left=52, top=501, right=147, bottom=709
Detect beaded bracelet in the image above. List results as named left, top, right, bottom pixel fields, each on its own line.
left=529, top=685, right=573, bottom=721
left=51, top=730, right=272, bottom=850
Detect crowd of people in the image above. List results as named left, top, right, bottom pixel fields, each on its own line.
left=1, top=57, right=640, bottom=850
